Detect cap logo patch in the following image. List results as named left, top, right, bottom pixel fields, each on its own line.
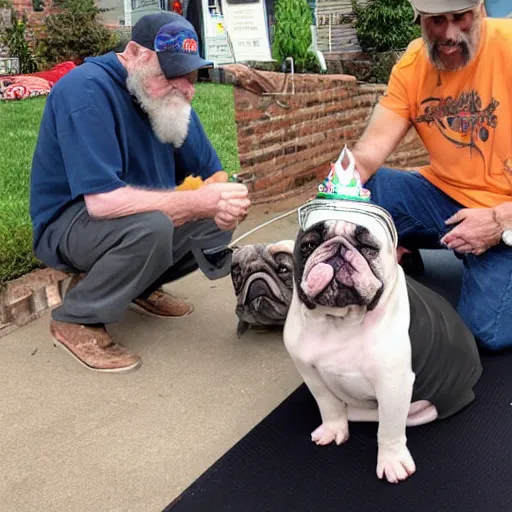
left=154, top=24, right=198, bottom=55
left=182, top=38, right=198, bottom=53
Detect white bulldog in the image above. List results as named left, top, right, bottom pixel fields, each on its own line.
left=283, top=199, right=482, bottom=484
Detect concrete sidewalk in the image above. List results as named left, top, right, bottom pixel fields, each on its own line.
left=0, top=199, right=309, bottom=512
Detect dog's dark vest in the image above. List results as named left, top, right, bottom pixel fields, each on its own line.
left=407, top=276, right=483, bottom=419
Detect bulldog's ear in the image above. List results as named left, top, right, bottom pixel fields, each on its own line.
left=237, top=319, right=249, bottom=338
left=268, top=240, right=295, bottom=255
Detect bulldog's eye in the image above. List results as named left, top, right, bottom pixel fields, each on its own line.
left=278, top=265, right=290, bottom=275
left=300, top=242, right=317, bottom=258
left=360, top=246, right=379, bottom=259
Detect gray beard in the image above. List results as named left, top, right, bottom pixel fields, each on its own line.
left=423, top=19, right=481, bottom=72
left=426, top=39, right=472, bottom=71
left=126, top=72, right=192, bottom=148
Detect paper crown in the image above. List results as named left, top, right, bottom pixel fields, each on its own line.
left=317, top=145, right=371, bottom=202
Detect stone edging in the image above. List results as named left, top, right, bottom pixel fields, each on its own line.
left=0, top=268, right=72, bottom=338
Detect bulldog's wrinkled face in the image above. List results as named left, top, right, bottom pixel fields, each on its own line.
left=294, top=219, right=395, bottom=315
left=231, top=240, right=295, bottom=337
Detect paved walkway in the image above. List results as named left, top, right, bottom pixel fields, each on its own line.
left=0, top=198, right=310, bottom=512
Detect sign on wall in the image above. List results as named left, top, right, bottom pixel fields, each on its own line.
left=221, top=0, right=273, bottom=62
left=205, top=35, right=235, bottom=64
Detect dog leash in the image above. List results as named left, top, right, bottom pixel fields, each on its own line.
left=228, top=206, right=306, bottom=247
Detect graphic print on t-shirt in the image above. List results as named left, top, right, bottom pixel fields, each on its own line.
left=415, top=90, right=499, bottom=160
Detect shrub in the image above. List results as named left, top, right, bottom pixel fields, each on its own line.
left=271, top=0, right=320, bottom=73
left=35, top=0, right=119, bottom=68
left=352, top=0, right=421, bottom=52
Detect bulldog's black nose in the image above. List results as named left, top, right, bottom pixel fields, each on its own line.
left=246, top=279, right=272, bottom=303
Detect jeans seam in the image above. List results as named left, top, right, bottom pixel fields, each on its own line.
left=487, top=267, right=512, bottom=347
left=394, top=210, right=442, bottom=245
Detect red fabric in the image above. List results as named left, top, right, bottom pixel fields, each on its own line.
left=0, top=76, right=52, bottom=100
left=28, top=61, right=76, bottom=85
left=0, top=61, right=76, bottom=101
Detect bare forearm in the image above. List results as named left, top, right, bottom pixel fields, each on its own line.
left=352, top=140, right=389, bottom=184
left=352, top=104, right=412, bottom=183
left=84, top=186, right=209, bottom=226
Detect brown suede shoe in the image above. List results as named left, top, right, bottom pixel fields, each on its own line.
left=131, top=289, right=194, bottom=318
left=50, top=320, right=142, bottom=373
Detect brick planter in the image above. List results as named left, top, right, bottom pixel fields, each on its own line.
left=222, top=64, right=429, bottom=205
left=0, top=268, right=72, bottom=337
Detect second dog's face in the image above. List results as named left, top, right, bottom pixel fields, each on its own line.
left=294, top=219, right=396, bottom=314
left=231, top=241, right=295, bottom=335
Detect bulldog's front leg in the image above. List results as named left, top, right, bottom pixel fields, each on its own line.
left=374, top=369, right=416, bottom=484
left=292, top=358, right=349, bottom=446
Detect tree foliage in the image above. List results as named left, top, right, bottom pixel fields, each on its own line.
left=352, top=0, right=421, bottom=52
left=35, top=0, right=119, bottom=68
left=271, top=0, right=319, bottom=73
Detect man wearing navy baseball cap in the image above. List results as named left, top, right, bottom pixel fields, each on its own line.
left=28, top=12, right=250, bottom=373
left=131, top=11, right=213, bottom=79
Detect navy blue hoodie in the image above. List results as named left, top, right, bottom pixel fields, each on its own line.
left=29, top=51, right=222, bottom=268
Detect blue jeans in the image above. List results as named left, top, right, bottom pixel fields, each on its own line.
left=365, top=168, right=512, bottom=352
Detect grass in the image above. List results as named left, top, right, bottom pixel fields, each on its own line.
left=0, top=82, right=240, bottom=283
left=192, top=82, right=240, bottom=175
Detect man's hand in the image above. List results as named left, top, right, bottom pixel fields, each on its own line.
left=199, top=182, right=250, bottom=231
left=441, top=208, right=502, bottom=256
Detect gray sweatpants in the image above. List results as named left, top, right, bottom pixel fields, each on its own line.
left=49, top=204, right=233, bottom=325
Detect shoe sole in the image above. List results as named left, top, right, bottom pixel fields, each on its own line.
left=52, top=337, right=142, bottom=374
left=128, top=301, right=195, bottom=319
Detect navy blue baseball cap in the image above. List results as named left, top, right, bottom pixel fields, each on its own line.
left=131, top=12, right=213, bottom=79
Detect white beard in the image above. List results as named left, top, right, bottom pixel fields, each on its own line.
left=126, top=70, right=192, bottom=148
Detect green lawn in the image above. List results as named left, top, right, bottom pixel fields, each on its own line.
left=0, top=82, right=240, bottom=284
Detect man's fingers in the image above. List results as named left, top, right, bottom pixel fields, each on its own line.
left=440, top=232, right=457, bottom=246
left=453, top=243, right=474, bottom=254
left=219, top=200, right=250, bottom=218
left=445, top=209, right=467, bottom=226
left=224, top=198, right=251, bottom=209
left=444, top=236, right=470, bottom=251
left=441, top=225, right=465, bottom=246
left=215, top=210, right=239, bottom=225
left=219, top=185, right=249, bottom=199
left=215, top=212, right=238, bottom=231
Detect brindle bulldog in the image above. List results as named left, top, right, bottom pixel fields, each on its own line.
left=230, top=241, right=295, bottom=337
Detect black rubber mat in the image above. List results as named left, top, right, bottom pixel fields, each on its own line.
left=165, top=251, right=512, bottom=512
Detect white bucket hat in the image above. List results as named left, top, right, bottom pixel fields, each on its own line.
left=410, top=0, right=483, bottom=22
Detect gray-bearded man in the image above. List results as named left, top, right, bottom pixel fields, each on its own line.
left=29, top=12, right=250, bottom=373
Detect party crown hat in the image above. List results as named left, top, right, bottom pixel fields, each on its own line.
left=298, top=146, right=398, bottom=245
left=316, top=145, right=371, bottom=202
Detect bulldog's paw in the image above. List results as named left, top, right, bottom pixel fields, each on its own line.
left=376, top=446, right=416, bottom=483
left=311, top=420, right=349, bottom=446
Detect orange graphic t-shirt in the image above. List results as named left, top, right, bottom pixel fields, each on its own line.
left=379, top=17, right=512, bottom=209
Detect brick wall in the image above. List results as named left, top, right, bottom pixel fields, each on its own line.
left=11, top=0, right=61, bottom=44
left=223, top=65, right=429, bottom=204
